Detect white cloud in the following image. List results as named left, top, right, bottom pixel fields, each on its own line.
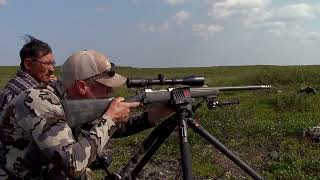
left=192, top=24, right=224, bottom=40
left=271, top=25, right=320, bottom=40
left=270, top=3, right=316, bottom=21
left=249, top=21, right=287, bottom=30
left=209, top=1, right=318, bottom=23
left=139, top=22, right=169, bottom=32
left=242, top=5, right=317, bottom=30
left=131, top=0, right=143, bottom=4
left=0, top=0, right=8, bottom=6
left=208, top=0, right=269, bottom=18
left=173, top=10, right=191, bottom=24
left=208, top=0, right=320, bottom=40
left=95, top=6, right=109, bottom=13
left=304, top=31, right=320, bottom=40
left=165, top=0, right=186, bottom=6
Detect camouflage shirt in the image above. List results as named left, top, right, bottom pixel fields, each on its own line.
left=0, top=83, right=151, bottom=179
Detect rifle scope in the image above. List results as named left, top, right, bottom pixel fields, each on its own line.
left=126, top=74, right=205, bottom=88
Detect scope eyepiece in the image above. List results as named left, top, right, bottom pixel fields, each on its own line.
left=126, top=74, right=205, bottom=88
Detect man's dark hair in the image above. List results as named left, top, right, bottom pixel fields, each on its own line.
left=19, top=35, right=52, bottom=70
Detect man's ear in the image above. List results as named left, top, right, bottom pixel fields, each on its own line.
left=24, top=58, right=33, bottom=70
left=76, top=80, right=87, bottom=95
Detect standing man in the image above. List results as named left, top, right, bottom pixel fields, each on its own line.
left=0, top=50, right=172, bottom=179
left=0, top=35, right=56, bottom=112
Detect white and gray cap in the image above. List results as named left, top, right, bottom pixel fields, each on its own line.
left=60, top=50, right=126, bottom=88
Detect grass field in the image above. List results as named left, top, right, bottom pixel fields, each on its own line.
left=1, top=65, right=320, bottom=179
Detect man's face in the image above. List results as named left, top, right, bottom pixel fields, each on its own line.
left=85, top=80, right=114, bottom=99
left=27, top=53, right=55, bottom=83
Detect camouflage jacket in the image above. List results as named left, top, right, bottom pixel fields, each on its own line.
left=0, top=83, right=151, bottom=179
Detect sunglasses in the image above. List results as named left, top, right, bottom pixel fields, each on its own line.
left=85, top=62, right=116, bottom=81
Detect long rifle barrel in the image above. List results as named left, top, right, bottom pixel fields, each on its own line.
left=212, top=85, right=272, bottom=91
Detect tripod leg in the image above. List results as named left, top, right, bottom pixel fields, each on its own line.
left=187, top=119, right=263, bottom=180
left=179, top=117, right=193, bottom=180
left=119, top=115, right=178, bottom=179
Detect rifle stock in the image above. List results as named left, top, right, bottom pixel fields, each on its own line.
left=62, top=98, right=113, bottom=128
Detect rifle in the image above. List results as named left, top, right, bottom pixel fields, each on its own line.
left=64, top=85, right=271, bottom=128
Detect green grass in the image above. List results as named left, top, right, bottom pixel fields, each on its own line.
left=2, top=65, right=320, bottom=179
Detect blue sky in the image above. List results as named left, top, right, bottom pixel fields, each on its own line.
left=1, top=0, right=320, bottom=67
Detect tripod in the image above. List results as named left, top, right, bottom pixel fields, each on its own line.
left=104, top=88, right=264, bottom=180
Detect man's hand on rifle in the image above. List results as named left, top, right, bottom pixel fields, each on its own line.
left=104, top=97, right=140, bottom=123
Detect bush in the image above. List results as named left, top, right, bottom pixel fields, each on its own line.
left=266, top=93, right=313, bottom=113
left=248, top=67, right=320, bottom=87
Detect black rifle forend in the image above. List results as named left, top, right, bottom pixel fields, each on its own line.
left=64, top=85, right=271, bottom=128
left=126, top=75, right=205, bottom=88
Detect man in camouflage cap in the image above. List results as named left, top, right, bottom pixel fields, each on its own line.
left=0, top=50, right=170, bottom=179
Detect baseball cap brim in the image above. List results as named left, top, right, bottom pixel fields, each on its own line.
left=95, top=73, right=127, bottom=88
